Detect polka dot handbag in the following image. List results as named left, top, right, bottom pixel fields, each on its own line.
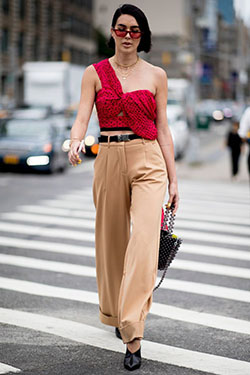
left=154, top=204, right=183, bottom=292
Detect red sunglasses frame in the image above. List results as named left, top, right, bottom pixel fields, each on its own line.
left=112, top=28, right=143, bottom=39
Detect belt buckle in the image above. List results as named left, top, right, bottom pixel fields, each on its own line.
left=117, top=134, right=130, bottom=142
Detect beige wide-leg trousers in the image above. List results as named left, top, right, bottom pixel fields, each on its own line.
left=92, top=137, right=167, bottom=344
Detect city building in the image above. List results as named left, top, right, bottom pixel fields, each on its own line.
left=0, top=0, right=96, bottom=106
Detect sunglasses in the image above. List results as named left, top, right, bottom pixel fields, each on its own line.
left=112, top=28, right=143, bottom=39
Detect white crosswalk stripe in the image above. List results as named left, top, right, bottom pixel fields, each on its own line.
left=1, top=308, right=250, bottom=375
left=0, top=180, right=250, bottom=373
left=2, top=212, right=95, bottom=229
left=1, top=251, right=250, bottom=280
left=178, top=211, right=250, bottom=225
left=2, top=211, right=249, bottom=235
left=0, top=222, right=95, bottom=242
left=1, top=277, right=250, bottom=335
left=17, top=204, right=96, bottom=219
left=0, top=362, right=21, bottom=374
left=1, top=237, right=250, bottom=302
left=1, top=233, right=250, bottom=264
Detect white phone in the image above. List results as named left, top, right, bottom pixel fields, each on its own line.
left=78, top=139, right=85, bottom=153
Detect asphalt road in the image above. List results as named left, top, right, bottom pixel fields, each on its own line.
left=0, top=130, right=250, bottom=375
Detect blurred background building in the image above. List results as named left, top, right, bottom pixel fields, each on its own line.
left=0, top=0, right=250, bottom=106
left=0, top=0, right=96, bottom=106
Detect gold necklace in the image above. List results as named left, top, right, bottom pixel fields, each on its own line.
left=113, top=56, right=140, bottom=80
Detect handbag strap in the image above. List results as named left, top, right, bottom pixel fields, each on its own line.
left=154, top=205, right=176, bottom=292
left=162, top=204, right=175, bottom=233
left=153, top=261, right=169, bottom=291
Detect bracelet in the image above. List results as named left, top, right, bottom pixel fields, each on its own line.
left=70, top=138, right=83, bottom=147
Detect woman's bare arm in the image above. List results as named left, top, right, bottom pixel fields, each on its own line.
left=154, top=67, right=179, bottom=213
left=68, top=65, right=97, bottom=165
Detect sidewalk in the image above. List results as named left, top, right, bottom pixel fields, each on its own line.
left=176, top=123, right=249, bottom=184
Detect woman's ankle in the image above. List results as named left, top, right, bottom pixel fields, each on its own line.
left=127, top=338, right=141, bottom=353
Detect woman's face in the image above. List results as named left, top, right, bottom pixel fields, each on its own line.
left=111, top=14, right=142, bottom=53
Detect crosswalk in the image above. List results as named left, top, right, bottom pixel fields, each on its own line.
left=0, top=179, right=250, bottom=374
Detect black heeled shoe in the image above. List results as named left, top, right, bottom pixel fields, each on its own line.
left=124, top=345, right=141, bottom=371
left=115, top=327, right=122, bottom=340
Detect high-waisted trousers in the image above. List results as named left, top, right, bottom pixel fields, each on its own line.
left=92, top=137, right=167, bottom=344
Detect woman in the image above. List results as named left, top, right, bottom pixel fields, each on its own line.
left=68, top=4, right=179, bottom=371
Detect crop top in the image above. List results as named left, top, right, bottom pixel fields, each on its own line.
left=92, top=58, right=158, bottom=140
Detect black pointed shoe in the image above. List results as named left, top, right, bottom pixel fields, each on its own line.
left=124, top=346, right=141, bottom=371
left=115, top=327, right=122, bottom=339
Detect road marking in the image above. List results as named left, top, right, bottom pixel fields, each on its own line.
left=40, top=199, right=95, bottom=210
left=1, top=235, right=249, bottom=262
left=0, top=236, right=94, bottom=256
left=178, top=212, right=250, bottom=226
left=1, top=308, right=250, bottom=375
left=164, top=278, right=250, bottom=303
left=0, top=277, right=250, bottom=335
left=1, top=253, right=250, bottom=281
left=0, top=220, right=248, bottom=247
left=0, top=222, right=95, bottom=242
left=172, top=259, right=250, bottom=279
left=180, top=198, right=247, bottom=209
left=0, top=237, right=250, bottom=303
left=176, top=229, right=249, bottom=247
left=63, top=191, right=249, bottom=206
left=4, top=212, right=248, bottom=237
left=11, top=211, right=246, bottom=238
left=2, top=212, right=96, bottom=229
left=179, top=205, right=249, bottom=218
left=0, top=362, right=21, bottom=374
left=175, top=219, right=250, bottom=235
left=0, top=254, right=95, bottom=277
left=182, top=243, right=250, bottom=261
left=178, top=189, right=248, bottom=203
left=12, top=206, right=249, bottom=231
left=17, top=205, right=96, bottom=219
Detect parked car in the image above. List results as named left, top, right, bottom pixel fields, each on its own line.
left=167, top=104, right=190, bottom=159
left=0, top=116, right=69, bottom=173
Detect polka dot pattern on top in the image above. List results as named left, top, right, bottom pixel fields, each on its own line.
left=93, top=59, right=158, bottom=140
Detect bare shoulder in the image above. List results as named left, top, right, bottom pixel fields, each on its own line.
left=141, top=59, right=167, bottom=75
left=152, top=66, right=168, bottom=84
left=80, top=64, right=99, bottom=89
left=82, top=64, right=97, bottom=78
left=140, top=59, right=167, bottom=86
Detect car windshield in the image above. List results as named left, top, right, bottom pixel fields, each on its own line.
left=0, top=119, right=51, bottom=139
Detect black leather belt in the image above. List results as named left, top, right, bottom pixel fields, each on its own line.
left=98, top=134, right=142, bottom=143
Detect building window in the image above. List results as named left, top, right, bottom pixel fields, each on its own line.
left=2, top=29, right=9, bottom=52
left=18, top=32, right=24, bottom=57
left=19, top=0, right=25, bottom=19
left=48, top=3, right=53, bottom=26
left=33, top=35, right=39, bottom=60
left=34, top=0, right=40, bottom=25
left=2, top=0, right=9, bottom=14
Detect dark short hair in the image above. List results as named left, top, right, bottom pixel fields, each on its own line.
left=107, top=4, right=152, bottom=53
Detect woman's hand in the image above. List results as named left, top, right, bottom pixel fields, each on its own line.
left=167, top=181, right=179, bottom=215
left=68, top=140, right=86, bottom=166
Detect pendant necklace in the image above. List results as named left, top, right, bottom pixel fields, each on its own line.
left=113, top=56, right=140, bottom=80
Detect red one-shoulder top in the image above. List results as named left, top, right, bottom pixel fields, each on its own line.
left=92, top=58, right=158, bottom=140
